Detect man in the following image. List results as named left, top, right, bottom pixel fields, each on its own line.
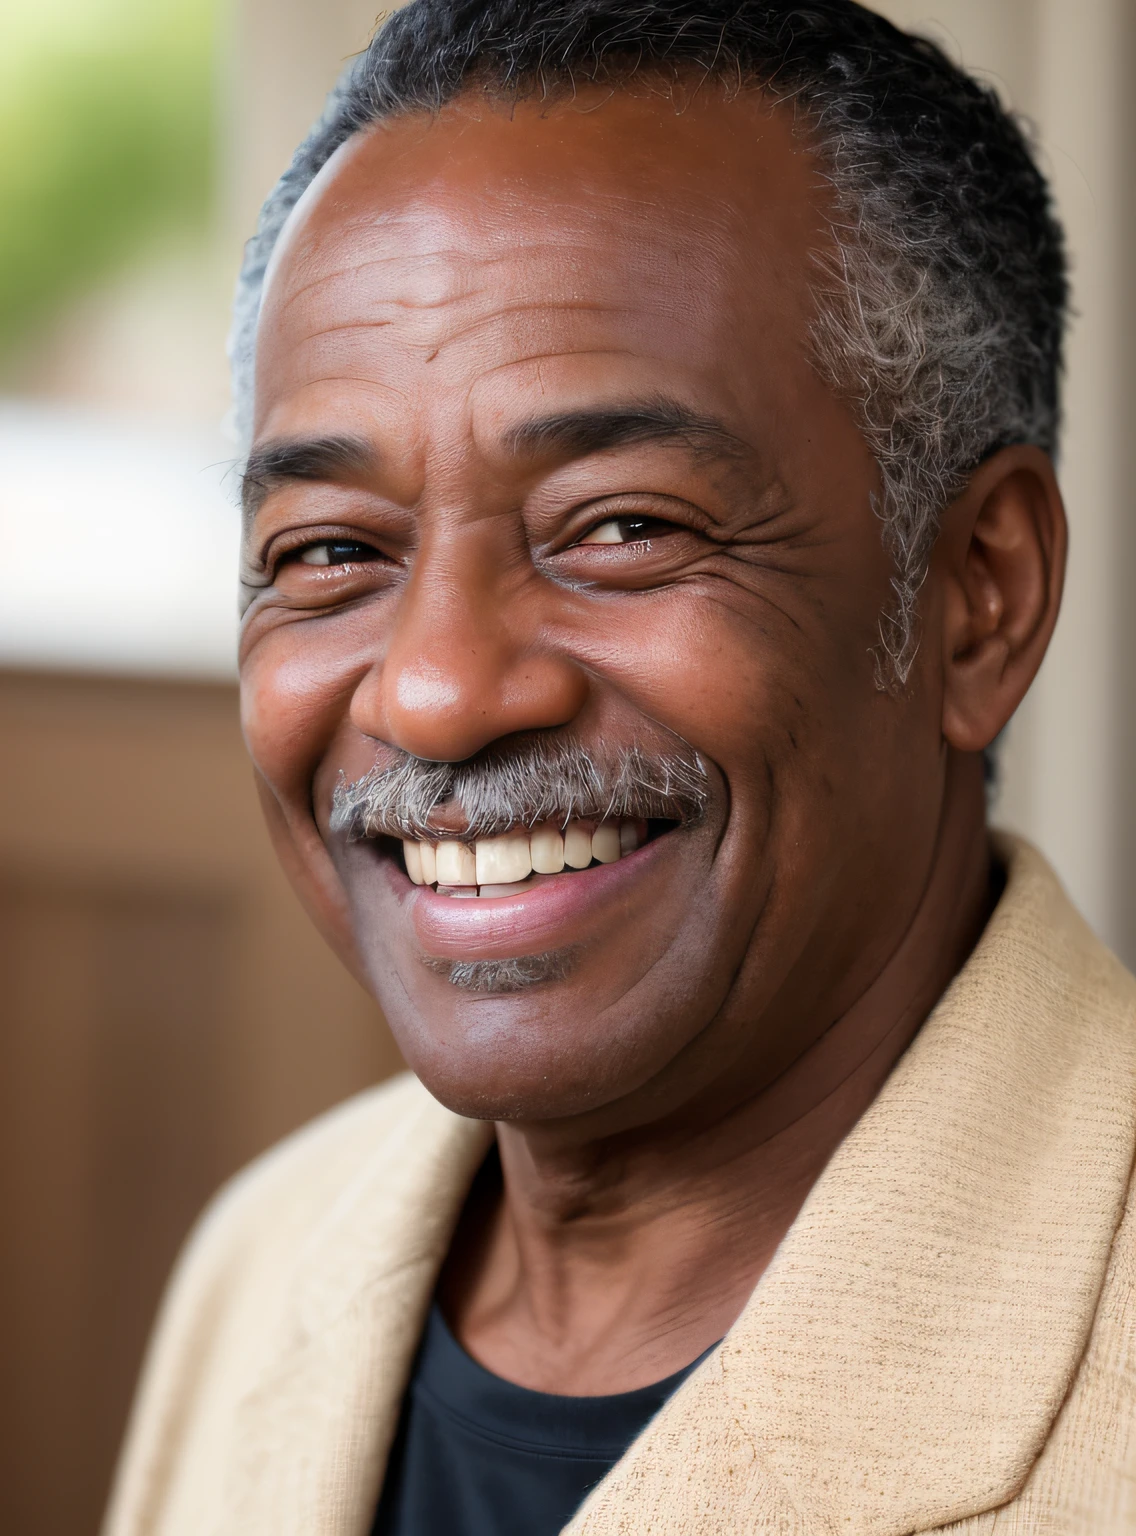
left=105, top=1, right=1136, bottom=1532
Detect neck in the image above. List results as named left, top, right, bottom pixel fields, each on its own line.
left=441, top=751, right=995, bottom=1393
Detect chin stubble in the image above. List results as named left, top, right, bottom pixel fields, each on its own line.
left=423, top=949, right=580, bottom=993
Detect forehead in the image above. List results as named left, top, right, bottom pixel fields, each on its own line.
left=254, top=88, right=831, bottom=449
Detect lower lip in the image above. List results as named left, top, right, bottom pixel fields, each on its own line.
left=400, top=837, right=671, bottom=960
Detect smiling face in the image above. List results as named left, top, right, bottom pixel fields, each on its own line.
left=239, top=87, right=953, bottom=1125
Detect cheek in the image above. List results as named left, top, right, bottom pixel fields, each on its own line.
left=240, top=629, right=360, bottom=811
left=566, top=583, right=871, bottom=785
left=562, top=582, right=891, bottom=925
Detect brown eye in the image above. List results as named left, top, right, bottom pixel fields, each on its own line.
left=296, top=540, right=379, bottom=566
left=576, top=515, right=673, bottom=546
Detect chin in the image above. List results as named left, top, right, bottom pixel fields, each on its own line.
left=402, top=1053, right=619, bottom=1125
left=374, top=965, right=688, bottom=1125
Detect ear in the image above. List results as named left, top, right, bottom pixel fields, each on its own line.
left=935, top=445, right=1067, bottom=752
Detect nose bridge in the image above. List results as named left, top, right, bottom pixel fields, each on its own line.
left=352, top=525, right=588, bottom=762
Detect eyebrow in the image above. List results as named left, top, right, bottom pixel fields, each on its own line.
left=241, top=434, right=376, bottom=519
left=503, top=398, right=754, bottom=464
left=241, top=399, right=753, bottom=520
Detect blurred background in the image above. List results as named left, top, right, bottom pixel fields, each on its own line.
left=0, top=1, right=1131, bottom=1531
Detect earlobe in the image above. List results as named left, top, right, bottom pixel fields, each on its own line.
left=938, top=445, right=1066, bottom=753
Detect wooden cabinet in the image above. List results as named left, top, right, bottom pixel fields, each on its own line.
left=0, top=669, right=402, bottom=1536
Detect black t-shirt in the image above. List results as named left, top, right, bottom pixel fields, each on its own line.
left=372, top=1304, right=714, bottom=1536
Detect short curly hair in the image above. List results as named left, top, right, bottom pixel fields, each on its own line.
left=230, top=0, right=1067, bottom=680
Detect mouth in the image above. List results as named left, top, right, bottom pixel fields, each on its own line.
left=349, top=813, right=685, bottom=974
left=331, top=742, right=711, bottom=993
left=396, top=816, right=656, bottom=898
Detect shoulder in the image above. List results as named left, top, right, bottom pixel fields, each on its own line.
left=139, top=1069, right=452, bottom=1365
left=187, top=1071, right=440, bottom=1268
left=981, top=1164, right=1136, bottom=1534
left=103, top=1072, right=472, bottom=1535
left=1021, top=834, right=1136, bottom=1524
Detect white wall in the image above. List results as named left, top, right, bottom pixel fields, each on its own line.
left=227, top=0, right=393, bottom=233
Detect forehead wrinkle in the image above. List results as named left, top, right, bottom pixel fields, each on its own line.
left=283, top=258, right=678, bottom=328
left=260, top=370, right=410, bottom=410
left=275, top=301, right=701, bottom=401
left=255, top=366, right=408, bottom=426
left=472, top=347, right=643, bottom=377
left=270, top=280, right=653, bottom=382
left=463, top=349, right=697, bottom=431
left=273, top=213, right=722, bottom=328
left=396, top=298, right=638, bottom=361
left=292, top=297, right=630, bottom=339
left=265, top=213, right=730, bottom=399
left=274, top=213, right=615, bottom=312
left=273, top=247, right=491, bottom=317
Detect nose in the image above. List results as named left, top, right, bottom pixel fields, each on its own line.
left=350, top=542, right=589, bottom=763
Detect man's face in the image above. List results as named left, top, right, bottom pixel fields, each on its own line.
left=240, top=88, right=948, bottom=1126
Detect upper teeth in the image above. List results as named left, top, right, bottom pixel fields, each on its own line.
left=402, top=819, right=645, bottom=890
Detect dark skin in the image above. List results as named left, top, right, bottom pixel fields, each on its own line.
left=239, top=86, right=1066, bottom=1392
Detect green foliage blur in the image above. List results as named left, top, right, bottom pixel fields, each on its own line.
left=0, top=0, right=219, bottom=353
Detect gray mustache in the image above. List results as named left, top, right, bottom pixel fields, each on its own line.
left=329, top=738, right=710, bottom=843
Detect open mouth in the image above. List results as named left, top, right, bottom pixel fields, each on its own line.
left=397, top=817, right=658, bottom=898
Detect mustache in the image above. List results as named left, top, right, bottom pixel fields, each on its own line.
left=329, top=736, right=710, bottom=844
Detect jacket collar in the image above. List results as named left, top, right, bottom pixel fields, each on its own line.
left=223, top=1088, right=491, bottom=1534
left=224, top=838, right=1136, bottom=1535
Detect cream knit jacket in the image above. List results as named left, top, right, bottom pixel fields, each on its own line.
left=104, top=837, right=1136, bottom=1534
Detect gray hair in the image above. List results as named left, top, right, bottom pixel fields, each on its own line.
left=230, top=0, right=1067, bottom=681
left=330, top=736, right=710, bottom=844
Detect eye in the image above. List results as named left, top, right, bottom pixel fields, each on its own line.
left=575, top=515, right=674, bottom=546
left=296, top=540, right=380, bottom=566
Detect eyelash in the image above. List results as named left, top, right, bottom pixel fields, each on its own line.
left=269, top=508, right=681, bottom=575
